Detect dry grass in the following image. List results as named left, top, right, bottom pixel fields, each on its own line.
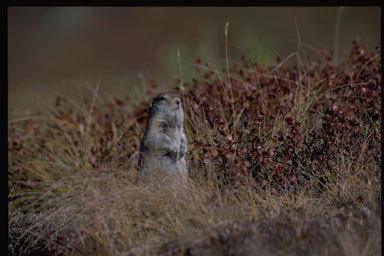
left=8, top=167, right=381, bottom=255
left=8, top=41, right=381, bottom=255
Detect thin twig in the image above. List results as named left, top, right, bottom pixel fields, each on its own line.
left=333, top=7, right=344, bottom=66
left=224, top=22, right=236, bottom=135
left=87, top=79, right=101, bottom=131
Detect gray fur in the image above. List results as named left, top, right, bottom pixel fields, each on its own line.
left=138, top=93, right=188, bottom=179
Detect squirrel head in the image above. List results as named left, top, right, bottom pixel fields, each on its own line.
left=148, top=93, right=184, bottom=127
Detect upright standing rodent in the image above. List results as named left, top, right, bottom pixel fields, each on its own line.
left=138, top=92, right=188, bottom=179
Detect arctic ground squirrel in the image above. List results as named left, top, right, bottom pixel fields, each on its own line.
left=138, top=92, right=188, bottom=180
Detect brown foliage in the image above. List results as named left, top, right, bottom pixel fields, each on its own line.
left=7, top=41, right=381, bottom=256
left=8, top=42, right=381, bottom=194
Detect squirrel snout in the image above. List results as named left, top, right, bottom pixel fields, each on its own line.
left=175, top=98, right=181, bottom=105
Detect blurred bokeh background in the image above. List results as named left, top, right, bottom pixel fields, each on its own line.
left=8, top=7, right=380, bottom=117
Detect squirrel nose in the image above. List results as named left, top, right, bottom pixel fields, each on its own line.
left=175, top=98, right=181, bottom=105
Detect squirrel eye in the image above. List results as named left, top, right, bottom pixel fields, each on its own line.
left=158, top=96, right=166, bottom=101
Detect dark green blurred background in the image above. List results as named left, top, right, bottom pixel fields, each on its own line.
left=8, top=7, right=380, bottom=117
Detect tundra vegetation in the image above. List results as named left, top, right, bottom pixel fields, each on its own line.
left=8, top=41, right=381, bottom=255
